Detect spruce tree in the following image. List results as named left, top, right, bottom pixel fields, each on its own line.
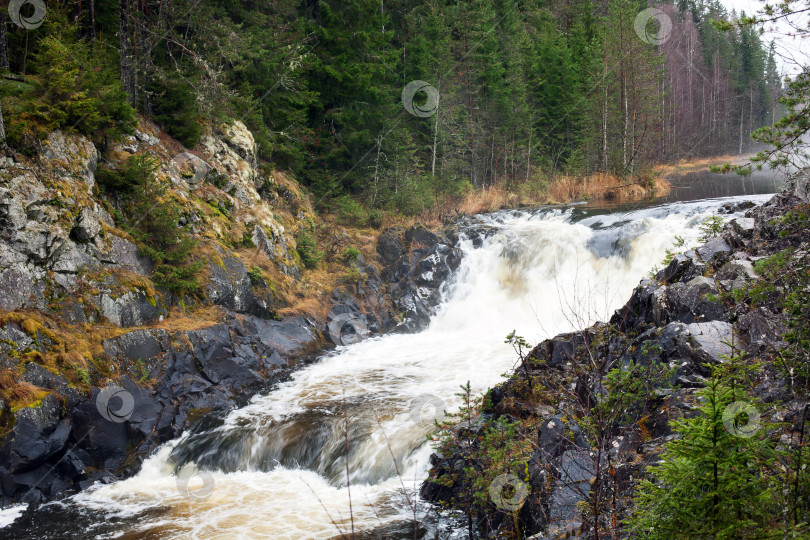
left=628, top=367, right=777, bottom=538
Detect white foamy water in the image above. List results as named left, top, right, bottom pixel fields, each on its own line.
left=5, top=194, right=772, bottom=538
left=0, top=505, right=27, bottom=528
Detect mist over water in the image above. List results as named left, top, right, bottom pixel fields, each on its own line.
left=3, top=192, right=774, bottom=539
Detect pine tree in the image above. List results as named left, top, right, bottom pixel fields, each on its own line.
left=628, top=367, right=778, bottom=538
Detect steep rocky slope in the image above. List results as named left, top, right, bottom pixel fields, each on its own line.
left=422, top=172, right=810, bottom=538
left=0, top=121, right=462, bottom=505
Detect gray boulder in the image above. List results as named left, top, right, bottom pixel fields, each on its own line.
left=70, top=208, right=102, bottom=242
left=696, top=236, right=731, bottom=263
left=786, top=168, right=809, bottom=201
left=39, top=131, right=98, bottom=189
left=687, top=321, right=734, bottom=361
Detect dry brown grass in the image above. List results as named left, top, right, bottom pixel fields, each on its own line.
left=0, top=310, right=132, bottom=390
left=278, top=296, right=330, bottom=320
left=366, top=170, right=670, bottom=230
left=547, top=172, right=670, bottom=203
left=656, top=154, right=754, bottom=178
left=151, top=305, right=230, bottom=333
left=0, top=369, right=49, bottom=411
left=410, top=171, right=668, bottom=226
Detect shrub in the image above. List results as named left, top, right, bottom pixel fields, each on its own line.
left=366, top=208, right=384, bottom=229
left=97, top=154, right=159, bottom=194
left=334, top=196, right=367, bottom=226
left=248, top=266, right=264, bottom=286
left=106, top=155, right=203, bottom=296
left=295, top=230, right=321, bottom=269
left=394, top=176, right=436, bottom=216
left=628, top=367, right=777, bottom=538
left=342, top=246, right=361, bottom=262
left=698, top=215, right=725, bottom=242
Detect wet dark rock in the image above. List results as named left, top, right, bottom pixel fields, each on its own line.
left=664, top=276, right=728, bottom=323
left=655, top=250, right=705, bottom=284
left=548, top=450, right=594, bottom=526
left=1, top=395, right=70, bottom=474
left=374, top=224, right=461, bottom=334
left=21, top=363, right=69, bottom=391
left=376, top=228, right=405, bottom=264
left=715, top=259, right=758, bottom=292
left=0, top=311, right=318, bottom=503
left=718, top=200, right=756, bottom=214
left=737, top=308, right=784, bottom=354
left=204, top=246, right=269, bottom=316
left=537, top=417, right=567, bottom=461
left=102, top=328, right=167, bottom=361
left=611, top=278, right=659, bottom=330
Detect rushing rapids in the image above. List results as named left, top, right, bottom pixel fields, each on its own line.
left=2, top=188, right=779, bottom=539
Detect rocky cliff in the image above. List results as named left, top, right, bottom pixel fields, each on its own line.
left=0, top=120, right=462, bottom=505
left=422, top=171, right=810, bottom=538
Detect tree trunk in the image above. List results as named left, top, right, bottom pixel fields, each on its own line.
left=76, top=0, right=83, bottom=39
left=0, top=13, right=8, bottom=71
left=120, top=0, right=134, bottom=104
left=89, top=0, right=96, bottom=40
left=0, top=100, right=7, bottom=147
left=463, top=11, right=476, bottom=186
left=431, top=97, right=439, bottom=177
left=526, top=124, right=531, bottom=183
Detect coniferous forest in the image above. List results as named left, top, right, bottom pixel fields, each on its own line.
left=0, top=0, right=783, bottom=215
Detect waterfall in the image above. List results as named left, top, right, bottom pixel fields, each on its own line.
left=4, top=194, right=773, bottom=539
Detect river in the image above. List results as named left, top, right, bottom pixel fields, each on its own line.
left=1, top=171, right=782, bottom=539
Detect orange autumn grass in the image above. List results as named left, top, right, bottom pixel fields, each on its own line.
left=398, top=172, right=669, bottom=228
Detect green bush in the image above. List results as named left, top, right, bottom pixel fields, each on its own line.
left=698, top=215, right=725, bottom=242
left=242, top=232, right=256, bottom=248
left=334, top=196, right=367, bottom=226
left=106, top=155, right=203, bottom=297
left=342, top=246, right=361, bottom=262
left=248, top=266, right=264, bottom=286
left=97, top=155, right=159, bottom=194
left=394, top=177, right=436, bottom=216
left=295, top=230, right=322, bottom=269
left=366, top=208, right=384, bottom=229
